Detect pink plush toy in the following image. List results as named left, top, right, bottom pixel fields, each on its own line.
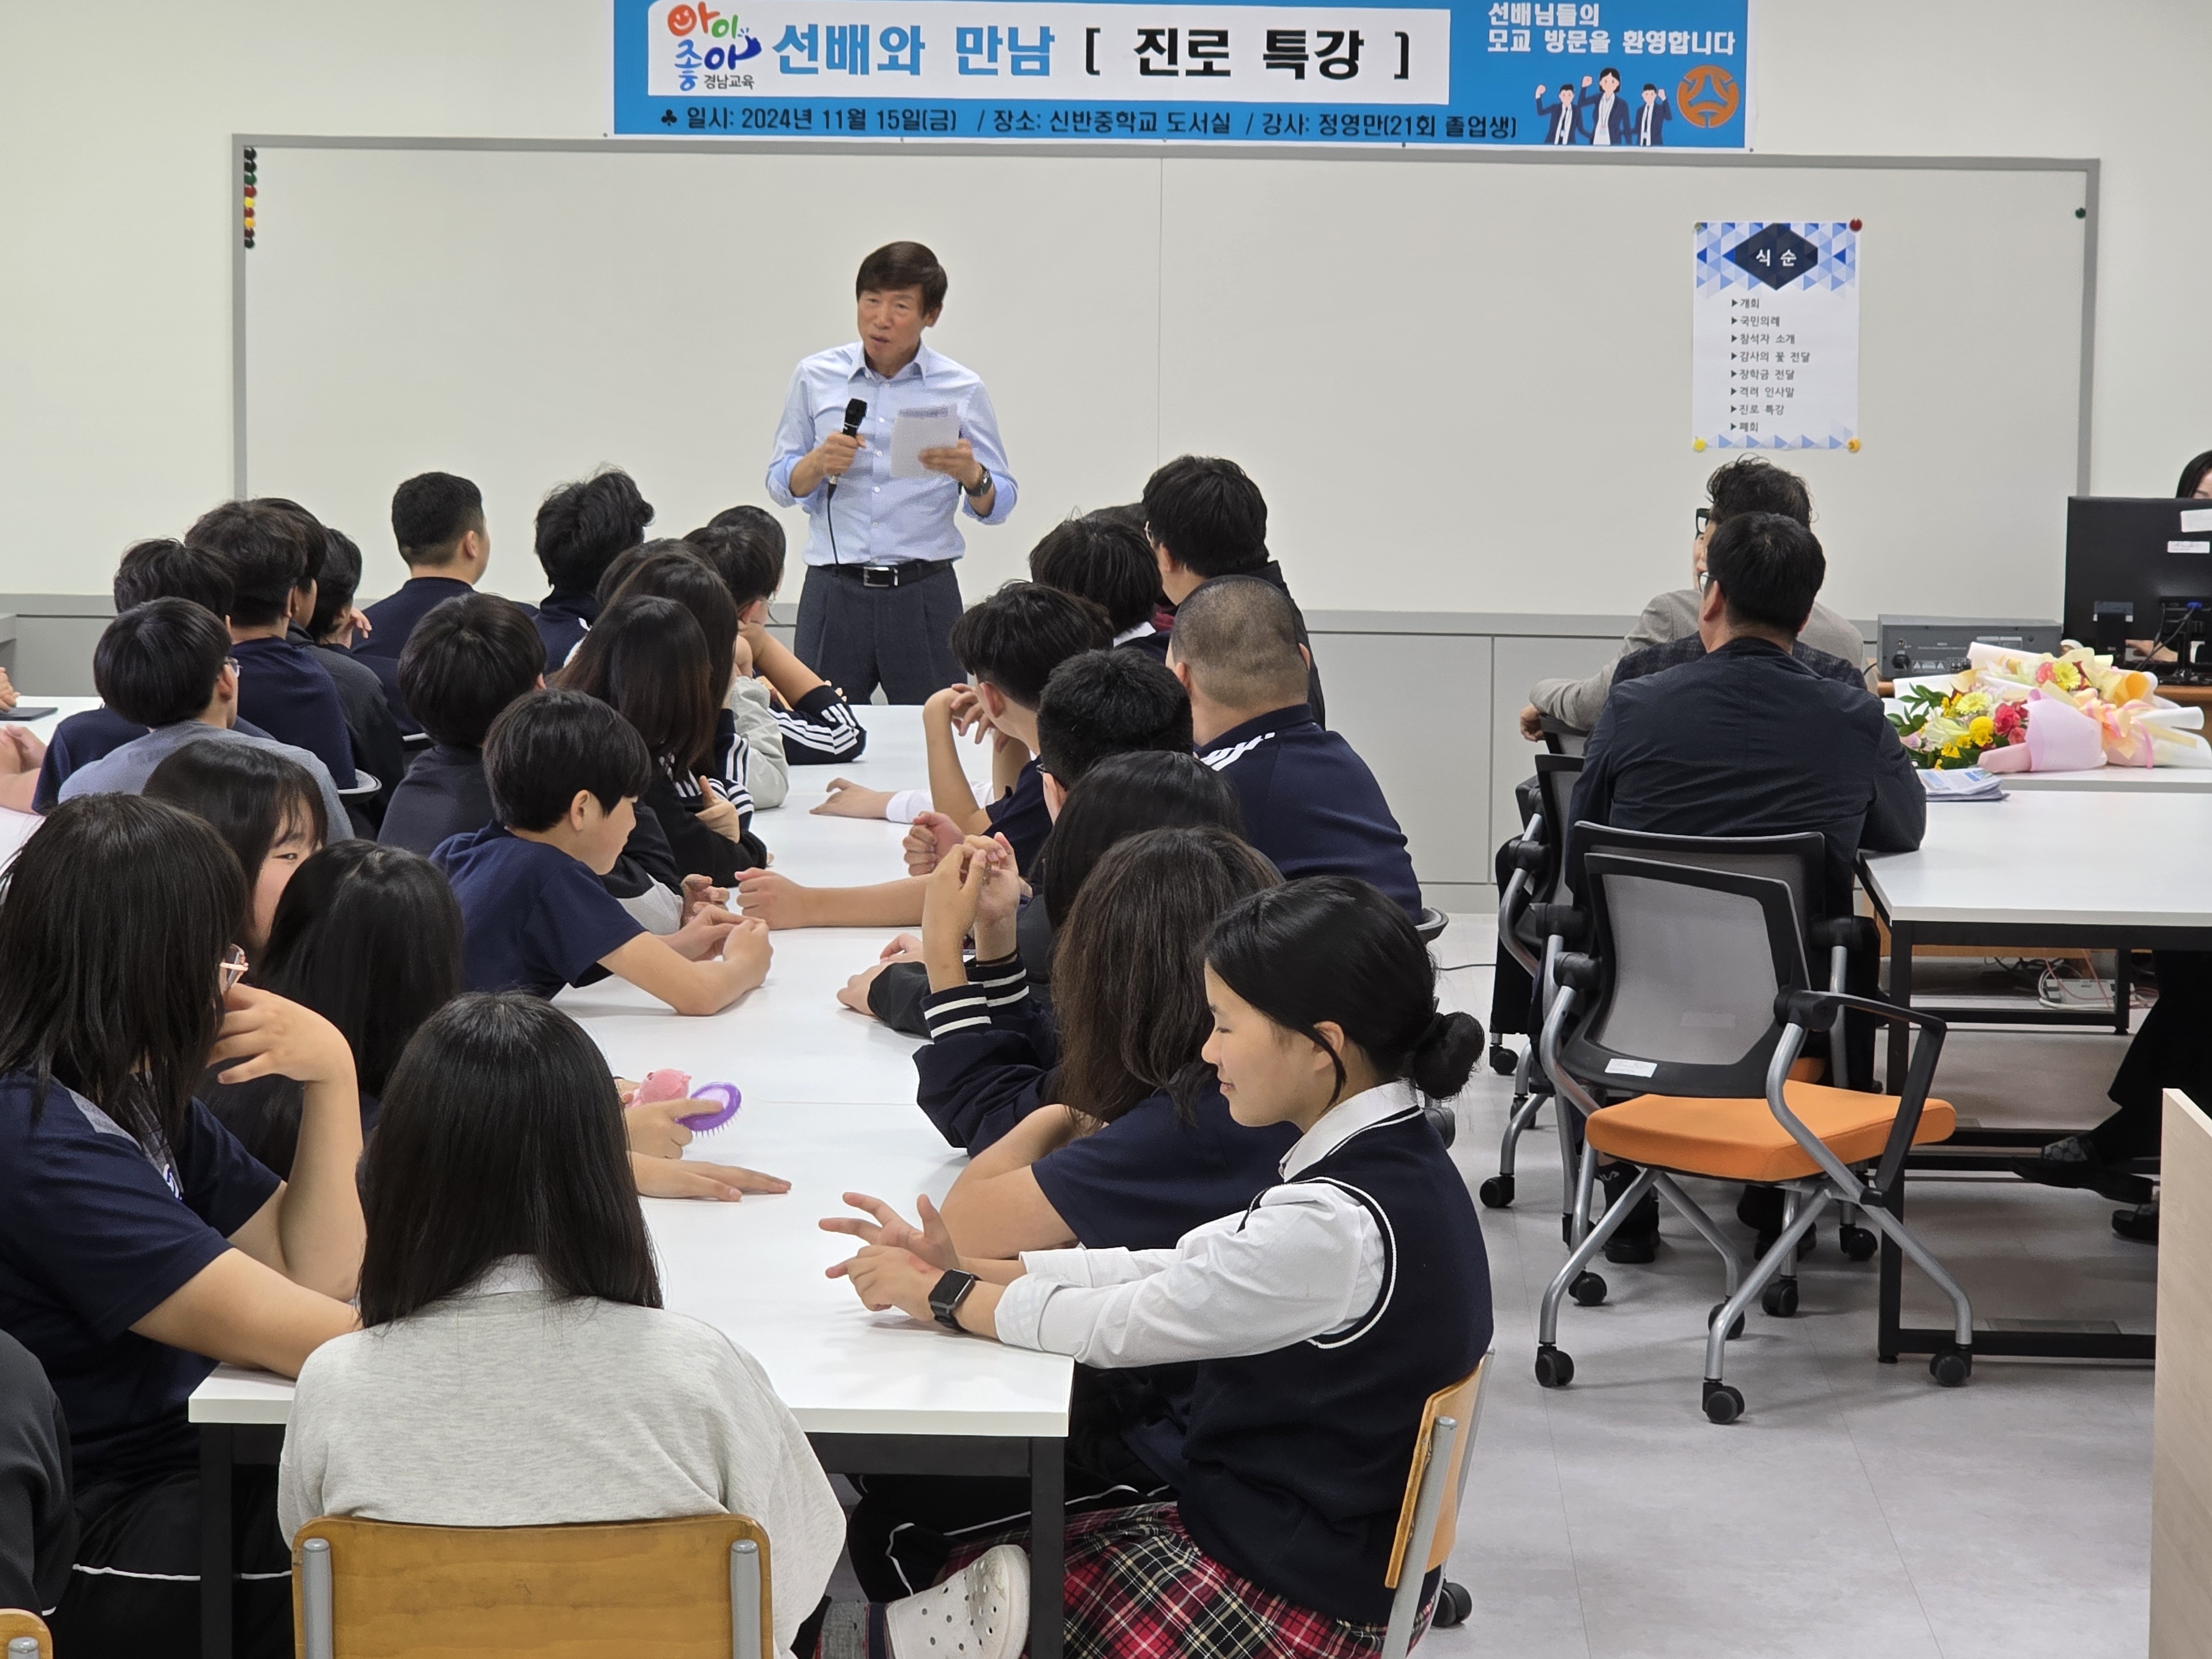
left=629, top=1068, right=744, bottom=1133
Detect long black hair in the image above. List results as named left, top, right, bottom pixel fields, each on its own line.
left=1041, top=751, right=1244, bottom=926
left=2179, top=451, right=2212, bottom=499
left=0, top=795, right=245, bottom=1146
left=357, top=993, right=659, bottom=1326
left=597, top=540, right=740, bottom=703
left=555, top=593, right=718, bottom=779
left=1206, top=877, right=1484, bottom=1106
left=144, top=740, right=327, bottom=942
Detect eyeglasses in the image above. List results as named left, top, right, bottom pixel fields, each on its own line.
left=219, top=945, right=248, bottom=995
left=1696, top=569, right=1714, bottom=596
left=223, top=657, right=241, bottom=678
left=1693, top=507, right=1713, bottom=537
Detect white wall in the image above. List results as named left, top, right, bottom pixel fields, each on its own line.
left=2, top=0, right=2208, bottom=599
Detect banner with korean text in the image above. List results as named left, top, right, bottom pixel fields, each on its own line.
left=611, top=0, right=1751, bottom=146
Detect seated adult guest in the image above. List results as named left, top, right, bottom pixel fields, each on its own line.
left=378, top=593, right=545, bottom=856
left=298, top=528, right=409, bottom=827
left=354, top=471, right=505, bottom=728
left=1168, top=577, right=1421, bottom=916
left=1564, top=511, right=1924, bottom=1262
left=1143, top=455, right=1324, bottom=721
left=532, top=467, right=655, bottom=670
left=1520, top=454, right=1873, bottom=740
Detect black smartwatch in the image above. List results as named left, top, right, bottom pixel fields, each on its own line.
left=928, top=1269, right=980, bottom=1330
left=963, top=471, right=992, bottom=499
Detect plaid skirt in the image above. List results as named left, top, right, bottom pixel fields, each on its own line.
left=947, top=1501, right=1428, bottom=1659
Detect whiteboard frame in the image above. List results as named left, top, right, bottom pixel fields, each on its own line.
left=228, top=137, right=2100, bottom=507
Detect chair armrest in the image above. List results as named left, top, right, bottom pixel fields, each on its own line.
left=1772, top=990, right=1947, bottom=1194
left=1554, top=952, right=1601, bottom=995
left=1507, top=837, right=1549, bottom=873
left=1773, top=988, right=1943, bottom=1036
left=1526, top=904, right=1588, bottom=946
left=1807, top=915, right=1876, bottom=955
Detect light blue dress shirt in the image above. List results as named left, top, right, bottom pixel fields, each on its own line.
left=765, top=342, right=1018, bottom=568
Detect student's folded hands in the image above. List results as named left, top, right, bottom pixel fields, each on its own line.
left=920, top=835, right=1022, bottom=987
left=902, top=811, right=965, bottom=875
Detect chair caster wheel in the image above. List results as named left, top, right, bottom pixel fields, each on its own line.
left=1478, top=1175, right=1515, bottom=1208
left=1422, top=1102, right=1457, bottom=1149
left=1760, top=1279, right=1799, bottom=1318
left=1488, top=1041, right=1517, bottom=1076
left=1707, top=1301, right=1745, bottom=1340
left=1432, top=1580, right=1473, bottom=1629
left=1702, top=1380, right=1745, bottom=1424
left=1569, top=1270, right=1607, bottom=1307
left=1534, top=1345, right=1574, bottom=1388
left=1839, top=1224, right=1877, bottom=1262
left=1929, top=1347, right=1972, bottom=1387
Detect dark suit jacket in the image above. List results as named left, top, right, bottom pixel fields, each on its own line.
left=1535, top=90, right=1580, bottom=144
left=1633, top=95, right=1671, bottom=145
left=1613, top=632, right=1867, bottom=696
left=1566, top=637, right=1924, bottom=915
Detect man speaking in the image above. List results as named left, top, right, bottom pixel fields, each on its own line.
left=766, top=241, right=1018, bottom=703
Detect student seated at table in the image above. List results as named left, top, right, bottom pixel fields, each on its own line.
left=379, top=592, right=545, bottom=855
left=556, top=593, right=764, bottom=886
left=1029, top=512, right=1170, bottom=660
left=1168, top=577, right=1422, bottom=916
left=186, top=497, right=361, bottom=796
left=821, top=877, right=1492, bottom=1659
left=1518, top=453, right=1872, bottom=741
left=297, top=527, right=409, bottom=820
left=432, top=689, right=768, bottom=1014
left=1144, top=455, right=1325, bottom=721
left=533, top=467, right=655, bottom=671
left=276, top=991, right=836, bottom=1656
left=1565, top=510, right=1923, bottom=1262
left=686, top=507, right=868, bottom=795
left=0, top=795, right=366, bottom=1659
left=354, top=471, right=507, bottom=729
left=33, top=538, right=270, bottom=812
left=60, top=598, right=352, bottom=832
left=144, top=743, right=326, bottom=952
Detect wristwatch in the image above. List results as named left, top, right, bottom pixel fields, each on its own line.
left=928, top=1268, right=980, bottom=1329
left=963, top=469, right=993, bottom=498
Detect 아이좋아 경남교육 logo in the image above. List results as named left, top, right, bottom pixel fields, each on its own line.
left=657, top=2, right=761, bottom=92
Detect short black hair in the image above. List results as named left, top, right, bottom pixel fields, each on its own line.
left=1028, top=515, right=1161, bottom=635
left=1035, top=650, right=1192, bottom=785
left=390, top=472, right=485, bottom=567
left=534, top=469, right=654, bottom=594
left=398, top=593, right=545, bottom=749
left=1704, top=512, right=1826, bottom=634
left=1168, top=576, right=1308, bottom=712
left=113, top=539, right=236, bottom=618
left=1141, top=456, right=1268, bottom=578
left=948, top=582, right=1114, bottom=709
left=93, top=598, right=233, bottom=728
left=483, top=688, right=653, bottom=833
left=856, top=240, right=948, bottom=312
left=685, top=510, right=786, bottom=609
left=186, top=497, right=326, bottom=628
left=1040, top=750, right=1244, bottom=927
left=1705, top=455, right=1812, bottom=528
left=309, top=528, right=362, bottom=639
left=144, top=741, right=328, bottom=941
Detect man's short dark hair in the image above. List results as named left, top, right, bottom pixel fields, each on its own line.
left=534, top=469, right=654, bottom=594
left=310, top=528, right=362, bottom=639
left=482, top=688, right=652, bottom=833
left=1168, top=576, right=1309, bottom=712
left=684, top=514, right=786, bottom=610
left=93, top=598, right=232, bottom=728
left=948, top=582, right=1114, bottom=710
left=391, top=472, right=485, bottom=567
left=1643, top=82, right=1658, bottom=92
left=1705, top=513, right=1826, bottom=635
left=855, top=241, right=948, bottom=314
left=1705, top=455, right=1812, bottom=528
left=186, top=497, right=326, bottom=628
left=1141, top=456, right=1268, bottom=578
left=400, top=594, right=545, bottom=749
left=113, top=539, right=236, bottom=618
left=1035, top=650, right=1193, bottom=785
left=1029, top=515, right=1161, bottom=635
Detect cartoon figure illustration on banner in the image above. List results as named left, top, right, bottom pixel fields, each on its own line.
left=1635, top=83, right=1672, bottom=146
left=1583, top=67, right=1630, bottom=145
left=1535, top=80, right=1580, bottom=145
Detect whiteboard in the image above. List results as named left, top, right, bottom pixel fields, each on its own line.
left=238, top=140, right=2093, bottom=620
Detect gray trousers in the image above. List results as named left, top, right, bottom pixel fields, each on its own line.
left=794, top=564, right=965, bottom=706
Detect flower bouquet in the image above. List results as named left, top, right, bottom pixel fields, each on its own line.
left=1891, top=643, right=2212, bottom=772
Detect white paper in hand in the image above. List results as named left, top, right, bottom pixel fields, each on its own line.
left=888, top=404, right=961, bottom=479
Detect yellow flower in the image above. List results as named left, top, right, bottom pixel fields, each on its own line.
left=1967, top=716, right=1995, bottom=746
left=1957, top=692, right=1992, bottom=717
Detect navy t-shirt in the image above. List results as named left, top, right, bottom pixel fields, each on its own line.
left=232, top=634, right=358, bottom=789
left=1032, top=1088, right=1296, bottom=1250
left=431, top=823, right=644, bottom=997
left=0, top=1073, right=279, bottom=1485
left=986, top=757, right=1053, bottom=874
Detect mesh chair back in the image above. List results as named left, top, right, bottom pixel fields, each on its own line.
left=1572, top=823, right=1826, bottom=928
left=1531, top=755, right=1584, bottom=909
left=1563, top=854, right=1810, bottom=1099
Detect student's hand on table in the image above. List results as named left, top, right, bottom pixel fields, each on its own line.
left=838, top=1245, right=942, bottom=1319
left=0, top=667, right=17, bottom=711
left=903, top=811, right=964, bottom=875
left=1517, top=703, right=1545, bottom=743
left=811, top=778, right=894, bottom=818
left=624, top=1097, right=701, bottom=1160
left=695, top=777, right=745, bottom=843
left=822, top=1191, right=961, bottom=1275
left=629, top=1151, right=791, bottom=1203
left=669, top=899, right=740, bottom=961
left=836, top=933, right=924, bottom=1015
left=722, top=914, right=773, bottom=979
left=734, top=868, right=817, bottom=928
left=208, top=985, right=355, bottom=1088
left=0, top=725, right=43, bottom=774
left=680, top=874, right=729, bottom=924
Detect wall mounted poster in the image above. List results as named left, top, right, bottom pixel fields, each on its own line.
left=1691, top=220, right=1860, bottom=452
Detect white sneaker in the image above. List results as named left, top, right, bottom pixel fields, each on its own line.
left=883, top=1542, right=1029, bottom=1659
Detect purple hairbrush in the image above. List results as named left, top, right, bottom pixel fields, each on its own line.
left=679, top=1082, right=743, bottom=1132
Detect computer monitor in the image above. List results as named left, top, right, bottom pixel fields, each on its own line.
left=2062, top=496, right=2212, bottom=664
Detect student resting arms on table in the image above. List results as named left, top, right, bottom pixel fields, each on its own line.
left=0, top=795, right=367, bottom=1659
left=431, top=690, right=769, bottom=1015
left=745, top=580, right=1112, bottom=928
left=820, top=877, right=1491, bottom=1659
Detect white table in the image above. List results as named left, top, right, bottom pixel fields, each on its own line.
left=1993, top=766, right=2212, bottom=794
left=190, top=705, right=1078, bottom=1658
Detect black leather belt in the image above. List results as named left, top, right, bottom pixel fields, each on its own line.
left=828, top=559, right=955, bottom=588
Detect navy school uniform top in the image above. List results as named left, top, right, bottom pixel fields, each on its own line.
left=535, top=588, right=597, bottom=674
left=1198, top=703, right=1422, bottom=916
left=229, top=634, right=358, bottom=788
left=33, top=708, right=275, bottom=813
left=0, top=1073, right=279, bottom=1486
left=354, top=575, right=479, bottom=665
left=430, top=823, right=644, bottom=997
left=377, top=742, right=494, bottom=857
left=985, top=755, right=1053, bottom=874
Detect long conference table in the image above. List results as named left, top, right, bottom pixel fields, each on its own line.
left=75, top=704, right=1087, bottom=1659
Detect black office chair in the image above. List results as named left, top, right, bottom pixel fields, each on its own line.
left=1537, top=714, right=1588, bottom=757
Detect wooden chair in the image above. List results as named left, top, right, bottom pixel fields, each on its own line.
left=0, top=1609, right=52, bottom=1659
left=291, top=1514, right=771, bottom=1658
left=1379, top=1353, right=1491, bottom=1659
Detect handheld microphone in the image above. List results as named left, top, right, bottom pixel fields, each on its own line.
left=825, top=398, right=868, bottom=570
